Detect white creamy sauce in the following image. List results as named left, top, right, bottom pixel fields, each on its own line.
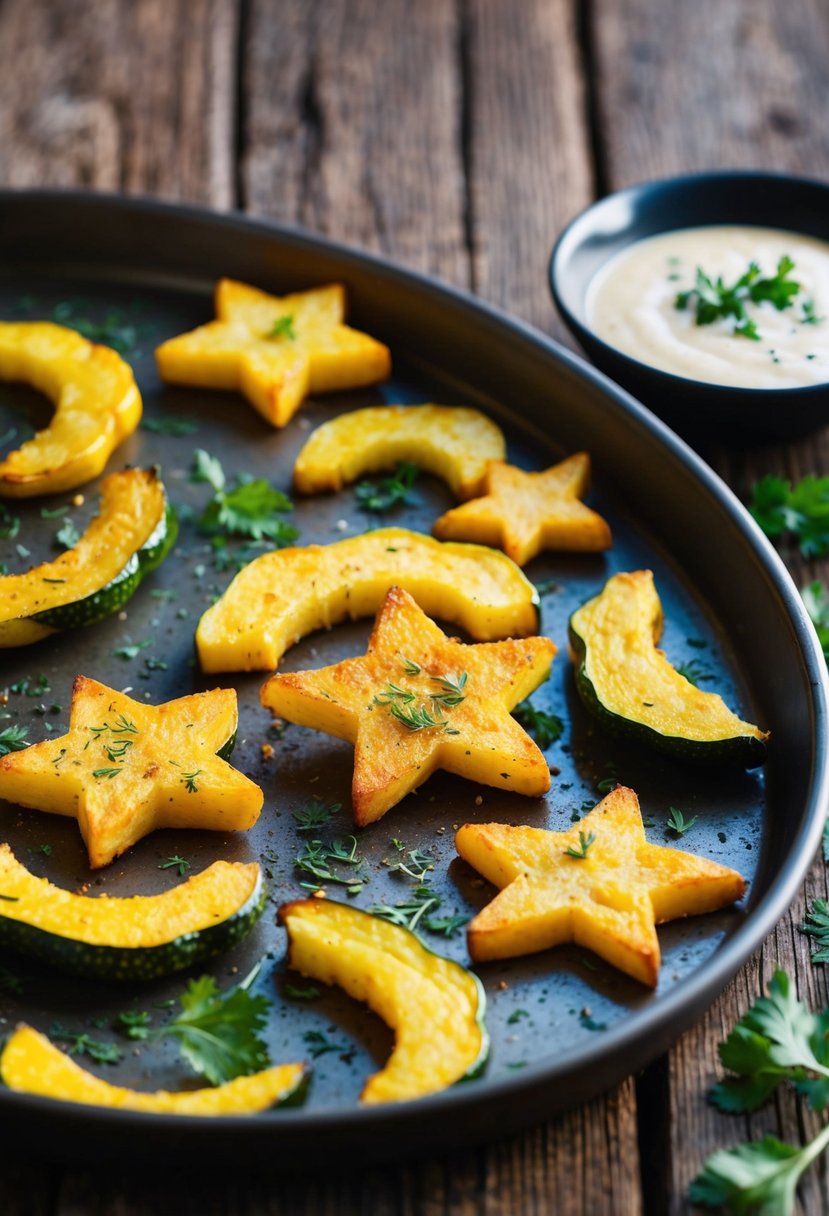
left=586, top=225, right=829, bottom=388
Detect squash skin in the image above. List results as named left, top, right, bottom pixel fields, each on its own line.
left=0, top=846, right=265, bottom=981
left=293, top=404, right=507, bottom=500
left=279, top=899, right=488, bottom=1103
left=0, top=468, right=178, bottom=647
left=0, top=1025, right=307, bottom=1115
left=568, top=570, right=768, bottom=766
left=0, top=322, right=142, bottom=497
left=197, top=527, right=540, bottom=673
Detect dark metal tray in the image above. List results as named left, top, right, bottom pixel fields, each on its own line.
left=0, top=192, right=826, bottom=1166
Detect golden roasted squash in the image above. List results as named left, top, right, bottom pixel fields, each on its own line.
left=0, top=845, right=264, bottom=980
left=280, top=899, right=487, bottom=1103
left=456, top=785, right=746, bottom=987
left=1, top=1025, right=306, bottom=1115
left=293, top=404, right=507, bottom=499
left=568, top=570, right=768, bottom=765
left=197, top=527, right=539, bottom=673
left=0, top=467, right=177, bottom=647
left=433, top=453, right=612, bottom=566
left=155, top=280, right=391, bottom=428
left=262, top=585, right=555, bottom=825
left=0, top=676, right=263, bottom=868
left=0, top=322, right=142, bottom=497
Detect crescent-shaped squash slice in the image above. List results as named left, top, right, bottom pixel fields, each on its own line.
left=293, top=404, right=506, bottom=500
left=568, top=570, right=768, bottom=765
left=0, top=322, right=142, bottom=497
left=197, top=528, right=539, bottom=673
left=279, top=900, right=488, bottom=1104
left=0, top=467, right=177, bottom=647
left=0, top=845, right=264, bottom=980
left=0, top=1025, right=306, bottom=1115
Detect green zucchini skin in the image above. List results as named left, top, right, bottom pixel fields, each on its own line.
left=32, top=501, right=178, bottom=631
left=568, top=621, right=767, bottom=768
left=0, top=869, right=266, bottom=982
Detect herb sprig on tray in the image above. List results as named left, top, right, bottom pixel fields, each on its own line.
left=190, top=449, right=299, bottom=545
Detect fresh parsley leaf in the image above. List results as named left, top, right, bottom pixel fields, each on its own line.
left=39, top=505, right=68, bottom=519
left=666, top=807, right=698, bottom=837
left=158, top=855, right=190, bottom=877
left=190, top=448, right=226, bottom=493
left=676, top=256, right=802, bottom=342
left=689, top=1131, right=829, bottom=1214
left=801, top=298, right=825, bottom=326
left=295, top=837, right=366, bottom=894
left=800, top=899, right=829, bottom=963
left=507, top=1008, right=529, bottom=1025
left=141, top=415, right=199, bottom=436
left=512, top=700, right=564, bottom=748
left=354, top=462, right=419, bottom=513
left=54, top=519, right=80, bottom=549
left=191, top=451, right=298, bottom=545
left=49, top=1023, right=123, bottom=1065
left=160, top=971, right=271, bottom=1085
left=291, top=800, right=342, bottom=833
left=803, top=582, right=829, bottom=662
left=675, top=658, right=715, bottom=686
left=284, top=983, right=320, bottom=1001
left=9, top=674, right=50, bottom=697
left=267, top=314, right=296, bottom=340
left=302, top=1029, right=349, bottom=1059
left=113, top=641, right=152, bottom=660
left=750, top=475, right=829, bottom=559
left=117, top=1010, right=152, bottom=1041
left=0, top=724, right=28, bottom=757
left=389, top=847, right=434, bottom=883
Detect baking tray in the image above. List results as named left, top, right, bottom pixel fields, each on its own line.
left=0, top=191, right=826, bottom=1166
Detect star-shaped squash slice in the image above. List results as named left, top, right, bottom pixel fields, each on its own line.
left=155, top=279, right=391, bottom=428
left=0, top=677, right=263, bottom=868
left=433, top=453, right=612, bottom=566
left=261, top=586, right=556, bottom=826
left=456, top=785, right=745, bottom=986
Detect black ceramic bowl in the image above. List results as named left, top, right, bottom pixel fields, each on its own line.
left=549, top=171, right=829, bottom=444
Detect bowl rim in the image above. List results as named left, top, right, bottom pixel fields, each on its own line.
left=549, top=169, right=829, bottom=397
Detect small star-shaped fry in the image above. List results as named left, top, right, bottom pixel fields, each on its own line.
left=155, top=279, right=391, bottom=428
left=456, top=785, right=745, bottom=986
left=432, top=453, right=612, bottom=566
left=261, top=586, right=556, bottom=826
left=0, top=676, right=263, bottom=868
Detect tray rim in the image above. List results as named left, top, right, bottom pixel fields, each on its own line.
left=0, top=187, right=827, bottom=1159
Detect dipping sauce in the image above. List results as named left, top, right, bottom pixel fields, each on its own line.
left=587, top=226, right=829, bottom=388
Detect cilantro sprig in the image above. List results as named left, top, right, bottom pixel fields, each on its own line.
left=354, top=461, right=419, bottom=513
left=158, top=970, right=272, bottom=1085
left=675, top=256, right=804, bottom=341
left=750, top=475, right=829, bottom=558
left=191, top=449, right=299, bottom=545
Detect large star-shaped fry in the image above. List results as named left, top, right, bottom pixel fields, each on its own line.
left=261, top=586, right=556, bottom=826
left=0, top=676, right=263, bottom=868
left=155, top=279, right=391, bottom=428
left=433, top=453, right=612, bottom=566
left=456, top=786, right=745, bottom=986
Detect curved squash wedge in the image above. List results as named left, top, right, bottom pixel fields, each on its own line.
left=0, top=467, right=177, bottom=647
left=568, top=570, right=768, bottom=765
left=197, top=527, right=539, bottom=673
left=0, top=322, right=142, bottom=497
left=1, top=1025, right=306, bottom=1115
left=293, top=404, right=506, bottom=500
left=0, top=845, right=264, bottom=980
left=279, top=899, right=488, bottom=1104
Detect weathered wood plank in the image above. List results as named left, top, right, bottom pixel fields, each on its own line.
left=593, top=1, right=829, bottom=1209
left=0, top=0, right=238, bottom=206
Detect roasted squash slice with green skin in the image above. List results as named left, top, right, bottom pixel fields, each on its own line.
left=197, top=527, right=539, bottom=673
left=1, top=1025, right=307, bottom=1115
left=0, top=467, right=177, bottom=647
left=293, top=404, right=507, bottom=500
left=568, top=570, right=768, bottom=766
left=0, top=322, right=142, bottom=497
left=279, top=899, right=488, bottom=1104
left=0, top=845, right=265, bottom=981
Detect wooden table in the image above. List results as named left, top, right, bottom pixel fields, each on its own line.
left=1, top=1, right=828, bottom=1212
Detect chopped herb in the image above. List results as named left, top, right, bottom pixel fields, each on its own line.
left=534, top=579, right=561, bottom=596
left=675, top=658, right=715, bottom=686
left=354, top=461, right=419, bottom=513
left=507, top=1009, right=530, bottom=1025
left=391, top=837, right=405, bottom=851
left=512, top=700, right=564, bottom=748
left=31, top=843, right=53, bottom=856
left=117, top=1010, right=152, bottom=1040
left=0, top=894, right=19, bottom=902
left=190, top=448, right=226, bottom=492
left=41, top=577, right=66, bottom=584
left=150, top=588, right=178, bottom=601
left=666, top=807, right=698, bottom=837
left=420, top=912, right=468, bottom=938
left=676, top=255, right=802, bottom=340
left=15, top=543, right=29, bottom=559
left=92, top=767, right=122, bottom=780
left=402, top=657, right=422, bottom=675
left=0, top=724, right=28, bottom=756
left=686, top=637, right=708, bottom=649
left=158, top=855, right=191, bottom=877
left=388, top=700, right=459, bottom=734
left=141, top=415, right=200, bottom=436
left=267, top=314, right=296, bottom=340
left=389, top=847, right=434, bottom=883
left=55, top=519, right=80, bottom=549
left=50, top=300, right=152, bottom=356
left=284, top=983, right=321, bottom=1001
left=579, top=1010, right=607, bottom=1032
left=302, top=1029, right=349, bottom=1059
left=49, top=1024, right=123, bottom=1065
left=369, top=885, right=442, bottom=933
left=801, top=299, right=824, bottom=326
left=39, top=505, right=68, bottom=519
left=799, top=899, right=829, bottom=963
left=429, top=671, right=468, bottom=707
left=158, top=968, right=271, bottom=1084
left=0, top=504, right=20, bottom=540
left=182, top=770, right=203, bottom=794
left=595, top=777, right=617, bottom=794
left=506, top=1060, right=528, bottom=1070
left=565, top=830, right=596, bottom=859
left=113, top=641, right=152, bottom=661
left=295, top=837, right=366, bottom=895
left=10, top=674, right=50, bottom=697
left=291, top=800, right=341, bottom=832
left=750, top=475, right=829, bottom=559
left=143, top=657, right=168, bottom=672
left=803, top=582, right=829, bottom=662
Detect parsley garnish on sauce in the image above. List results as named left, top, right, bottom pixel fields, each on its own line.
left=675, top=255, right=807, bottom=340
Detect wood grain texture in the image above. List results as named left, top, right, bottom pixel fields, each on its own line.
left=0, top=0, right=238, bottom=205
left=592, top=1, right=829, bottom=1210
